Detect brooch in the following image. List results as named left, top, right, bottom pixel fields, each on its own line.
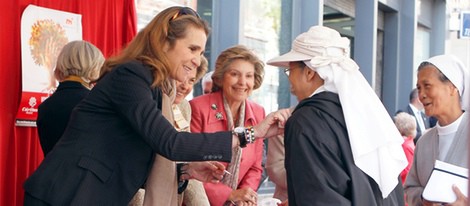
left=215, top=112, right=223, bottom=120
left=211, top=104, right=217, bottom=110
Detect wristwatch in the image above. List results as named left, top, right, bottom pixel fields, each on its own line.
left=233, top=126, right=247, bottom=148
left=176, top=163, right=189, bottom=194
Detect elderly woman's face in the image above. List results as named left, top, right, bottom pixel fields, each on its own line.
left=174, top=68, right=197, bottom=105
left=221, top=59, right=255, bottom=104
left=417, top=65, right=458, bottom=119
left=164, top=26, right=207, bottom=83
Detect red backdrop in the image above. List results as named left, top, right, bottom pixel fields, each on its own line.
left=0, top=1, right=137, bottom=205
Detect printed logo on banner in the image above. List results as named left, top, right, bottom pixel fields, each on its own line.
left=16, top=93, right=44, bottom=127
left=27, top=97, right=37, bottom=113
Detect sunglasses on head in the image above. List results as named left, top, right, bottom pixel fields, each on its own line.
left=170, top=7, right=201, bottom=21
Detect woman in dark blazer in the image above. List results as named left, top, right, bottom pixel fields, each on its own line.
left=36, top=40, right=105, bottom=156
left=23, top=6, right=288, bottom=206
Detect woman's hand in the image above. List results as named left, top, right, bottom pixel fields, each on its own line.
left=422, top=185, right=468, bottom=206
left=444, top=185, right=468, bottom=206
left=254, top=108, right=292, bottom=138
left=182, top=161, right=225, bottom=183
left=278, top=199, right=288, bottom=206
left=228, top=187, right=257, bottom=206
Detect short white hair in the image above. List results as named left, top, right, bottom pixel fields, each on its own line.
left=54, top=40, right=104, bottom=82
left=393, top=112, right=417, bottom=138
left=202, top=71, right=214, bottom=84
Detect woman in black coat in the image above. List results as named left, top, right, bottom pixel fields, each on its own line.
left=36, top=40, right=104, bottom=156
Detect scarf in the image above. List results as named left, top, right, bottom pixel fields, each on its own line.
left=221, top=95, right=245, bottom=197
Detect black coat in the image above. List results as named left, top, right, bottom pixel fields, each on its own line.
left=36, top=81, right=90, bottom=156
left=284, top=92, right=404, bottom=206
left=24, top=61, right=232, bottom=205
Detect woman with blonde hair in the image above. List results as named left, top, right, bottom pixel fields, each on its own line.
left=176, top=56, right=211, bottom=206
left=37, top=40, right=104, bottom=156
left=190, top=45, right=265, bottom=206
left=24, top=7, right=287, bottom=205
left=393, top=112, right=417, bottom=184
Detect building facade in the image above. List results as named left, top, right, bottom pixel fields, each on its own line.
left=137, top=0, right=470, bottom=115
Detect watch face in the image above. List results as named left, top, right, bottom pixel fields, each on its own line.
left=234, top=127, right=244, bottom=133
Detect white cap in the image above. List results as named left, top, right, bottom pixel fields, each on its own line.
left=425, top=54, right=469, bottom=111
left=267, top=26, right=350, bottom=68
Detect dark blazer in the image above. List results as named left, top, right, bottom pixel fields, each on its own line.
left=405, top=105, right=429, bottom=143
left=24, top=61, right=233, bottom=205
left=36, top=81, right=90, bottom=156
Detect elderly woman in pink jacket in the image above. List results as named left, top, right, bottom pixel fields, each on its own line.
left=190, top=45, right=265, bottom=206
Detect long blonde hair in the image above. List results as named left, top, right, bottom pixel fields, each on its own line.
left=101, top=6, right=209, bottom=90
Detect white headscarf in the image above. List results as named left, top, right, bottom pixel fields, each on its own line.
left=268, top=26, right=408, bottom=198
left=424, top=54, right=470, bottom=111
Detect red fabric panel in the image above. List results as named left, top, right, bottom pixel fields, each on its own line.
left=0, top=1, right=136, bottom=205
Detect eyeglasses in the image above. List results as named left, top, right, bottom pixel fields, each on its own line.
left=284, top=64, right=306, bottom=76
left=170, top=7, right=201, bottom=21
left=284, top=68, right=291, bottom=76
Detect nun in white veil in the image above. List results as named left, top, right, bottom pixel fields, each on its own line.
left=404, top=54, right=469, bottom=206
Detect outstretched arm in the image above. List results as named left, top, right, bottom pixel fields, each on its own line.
left=180, top=161, right=226, bottom=183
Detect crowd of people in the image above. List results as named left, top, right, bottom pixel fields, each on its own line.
left=24, top=6, right=469, bottom=206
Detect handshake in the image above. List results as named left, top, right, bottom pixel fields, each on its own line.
left=184, top=108, right=292, bottom=184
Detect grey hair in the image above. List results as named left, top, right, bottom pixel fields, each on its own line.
left=393, top=112, right=417, bottom=138
left=54, top=40, right=105, bottom=82
left=196, top=55, right=208, bottom=82
left=202, top=70, right=214, bottom=84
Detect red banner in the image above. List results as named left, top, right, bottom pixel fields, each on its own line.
left=15, top=92, right=52, bottom=126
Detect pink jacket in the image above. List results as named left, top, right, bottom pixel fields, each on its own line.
left=190, top=91, right=265, bottom=206
left=401, top=137, right=415, bottom=183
